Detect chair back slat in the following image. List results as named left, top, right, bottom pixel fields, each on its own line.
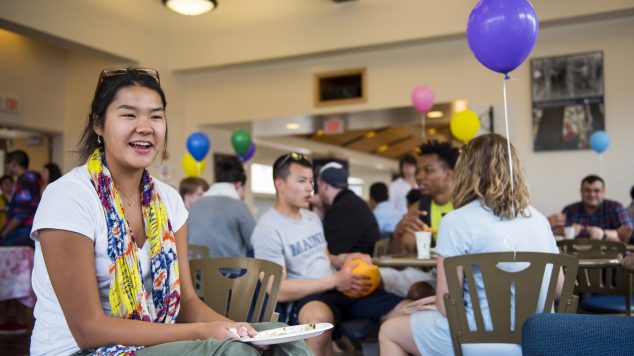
left=443, top=252, right=579, bottom=355
left=189, top=257, right=283, bottom=322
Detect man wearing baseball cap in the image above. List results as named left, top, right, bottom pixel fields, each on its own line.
left=317, top=162, right=381, bottom=256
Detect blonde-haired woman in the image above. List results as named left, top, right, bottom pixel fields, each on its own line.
left=379, top=133, right=559, bottom=356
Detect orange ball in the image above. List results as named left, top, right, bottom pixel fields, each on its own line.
left=342, top=258, right=381, bottom=298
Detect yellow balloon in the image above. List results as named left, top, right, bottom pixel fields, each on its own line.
left=182, top=153, right=206, bottom=177
left=450, top=109, right=481, bottom=142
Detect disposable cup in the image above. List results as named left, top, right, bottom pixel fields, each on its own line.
left=564, top=226, right=576, bottom=240
left=415, top=231, right=432, bottom=259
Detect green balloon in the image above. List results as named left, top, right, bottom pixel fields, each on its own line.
left=231, top=129, right=252, bottom=156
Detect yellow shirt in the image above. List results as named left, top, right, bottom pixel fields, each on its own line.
left=431, top=200, right=453, bottom=241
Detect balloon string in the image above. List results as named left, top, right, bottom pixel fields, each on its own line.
left=196, top=161, right=201, bottom=176
left=599, top=154, right=604, bottom=177
left=503, top=76, right=516, bottom=218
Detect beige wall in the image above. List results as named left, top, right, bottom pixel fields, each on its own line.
left=10, top=136, right=50, bottom=173
left=183, top=15, right=634, bottom=215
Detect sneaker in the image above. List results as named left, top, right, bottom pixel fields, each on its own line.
left=0, top=321, right=29, bottom=335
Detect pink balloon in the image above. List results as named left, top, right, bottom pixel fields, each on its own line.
left=411, top=85, right=435, bottom=113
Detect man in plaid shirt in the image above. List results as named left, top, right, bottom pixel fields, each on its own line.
left=548, top=175, right=633, bottom=242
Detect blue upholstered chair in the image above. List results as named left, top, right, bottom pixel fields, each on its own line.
left=522, top=313, right=634, bottom=355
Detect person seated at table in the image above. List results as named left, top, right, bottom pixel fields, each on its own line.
left=1, top=150, right=42, bottom=248
left=547, top=175, right=633, bottom=242
left=29, top=68, right=311, bottom=356
left=369, top=182, right=403, bottom=236
left=317, top=162, right=381, bottom=255
left=381, top=141, right=459, bottom=299
left=179, top=176, right=209, bottom=209
left=252, top=153, right=408, bottom=356
left=379, top=133, right=563, bottom=356
left=188, top=155, right=255, bottom=257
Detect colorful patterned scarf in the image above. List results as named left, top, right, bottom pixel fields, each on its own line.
left=87, top=148, right=180, bottom=355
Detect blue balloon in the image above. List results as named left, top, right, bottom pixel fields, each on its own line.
left=186, top=132, right=210, bottom=161
left=467, top=0, right=539, bottom=75
left=589, top=131, right=610, bottom=154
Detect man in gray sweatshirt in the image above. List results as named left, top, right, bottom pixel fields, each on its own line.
left=188, top=156, right=255, bottom=257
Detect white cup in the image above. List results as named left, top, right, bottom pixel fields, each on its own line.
left=415, top=231, right=432, bottom=259
left=564, top=226, right=576, bottom=240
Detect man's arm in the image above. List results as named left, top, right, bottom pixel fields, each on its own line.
left=276, top=265, right=369, bottom=303
left=1, top=217, right=23, bottom=239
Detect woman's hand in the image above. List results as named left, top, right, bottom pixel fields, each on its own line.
left=196, top=321, right=258, bottom=340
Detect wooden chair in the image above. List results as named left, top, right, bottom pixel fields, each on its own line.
left=557, top=239, right=632, bottom=316
left=188, top=244, right=210, bottom=259
left=557, top=239, right=625, bottom=258
left=372, top=237, right=390, bottom=257
left=443, top=252, right=579, bottom=356
left=189, top=257, right=283, bottom=323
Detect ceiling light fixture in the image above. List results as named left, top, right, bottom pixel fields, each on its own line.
left=285, top=123, right=300, bottom=130
left=427, top=111, right=444, bottom=119
left=163, top=0, right=217, bottom=16
left=376, top=144, right=389, bottom=153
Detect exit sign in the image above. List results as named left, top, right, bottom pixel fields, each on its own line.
left=324, top=117, right=344, bottom=134
left=1, top=96, right=20, bottom=114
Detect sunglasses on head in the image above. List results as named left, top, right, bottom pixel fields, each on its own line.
left=275, top=152, right=311, bottom=169
left=98, top=67, right=161, bottom=86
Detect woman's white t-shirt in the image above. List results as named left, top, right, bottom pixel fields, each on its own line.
left=29, top=165, right=188, bottom=356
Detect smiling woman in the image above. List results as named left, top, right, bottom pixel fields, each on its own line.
left=28, top=68, right=312, bottom=356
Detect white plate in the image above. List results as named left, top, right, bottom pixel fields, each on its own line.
left=241, top=322, right=333, bottom=346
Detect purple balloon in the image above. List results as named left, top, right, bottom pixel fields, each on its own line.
left=239, top=142, right=256, bottom=162
left=467, top=0, right=539, bottom=75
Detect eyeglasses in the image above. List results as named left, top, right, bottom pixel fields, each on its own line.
left=98, top=67, right=161, bottom=86
left=274, top=152, right=311, bottom=170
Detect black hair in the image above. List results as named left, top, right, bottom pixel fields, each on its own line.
left=77, top=68, right=167, bottom=162
left=581, top=174, right=604, bottom=188
left=399, top=154, right=417, bottom=176
left=0, top=175, right=14, bottom=186
left=44, top=162, right=62, bottom=183
left=369, top=182, right=389, bottom=203
left=631, top=185, right=634, bottom=201
left=215, top=156, right=247, bottom=185
left=418, top=140, right=459, bottom=169
left=6, top=150, right=29, bottom=169
left=406, top=188, right=423, bottom=206
left=272, top=153, right=312, bottom=181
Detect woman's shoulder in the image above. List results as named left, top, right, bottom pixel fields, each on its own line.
left=43, top=165, right=95, bottom=196
left=152, top=177, right=180, bottom=201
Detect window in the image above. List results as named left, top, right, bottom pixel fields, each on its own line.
left=250, top=163, right=276, bottom=195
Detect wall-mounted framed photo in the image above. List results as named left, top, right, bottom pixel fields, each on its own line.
left=531, top=51, right=604, bottom=151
